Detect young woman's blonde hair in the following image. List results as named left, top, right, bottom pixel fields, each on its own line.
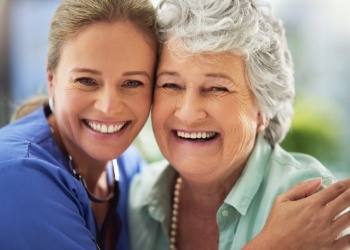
left=48, top=0, right=157, bottom=71
left=11, top=96, right=48, bottom=121
left=12, top=0, right=157, bottom=121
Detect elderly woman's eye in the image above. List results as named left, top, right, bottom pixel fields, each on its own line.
left=162, top=83, right=181, bottom=89
left=76, top=77, right=96, bottom=86
left=207, top=86, right=229, bottom=92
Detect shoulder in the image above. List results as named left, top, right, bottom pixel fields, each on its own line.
left=0, top=106, right=47, bottom=136
left=129, top=159, right=169, bottom=204
left=0, top=154, right=84, bottom=201
left=0, top=107, right=53, bottom=162
left=0, top=107, right=86, bottom=209
left=265, top=143, right=335, bottom=191
left=0, top=108, right=97, bottom=248
left=0, top=156, right=96, bottom=248
left=128, top=159, right=170, bottom=250
left=272, top=144, right=333, bottom=177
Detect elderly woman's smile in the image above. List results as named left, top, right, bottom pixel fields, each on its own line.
left=174, top=130, right=217, bottom=140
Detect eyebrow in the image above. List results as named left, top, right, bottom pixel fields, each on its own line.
left=157, top=71, right=179, bottom=78
left=123, top=71, right=152, bottom=81
left=205, top=73, right=236, bottom=84
left=70, top=68, right=102, bottom=75
left=157, top=71, right=237, bottom=85
left=70, top=69, right=152, bottom=81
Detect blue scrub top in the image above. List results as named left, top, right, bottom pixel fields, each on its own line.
left=0, top=106, right=146, bottom=250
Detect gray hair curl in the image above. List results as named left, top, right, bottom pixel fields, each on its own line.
left=157, top=0, right=295, bottom=144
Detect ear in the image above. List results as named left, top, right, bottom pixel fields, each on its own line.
left=47, top=65, right=55, bottom=97
left=257, top=112, right=269, bottom=132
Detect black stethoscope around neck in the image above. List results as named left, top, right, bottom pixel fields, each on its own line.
left=68, top=156, right=120, bottom=203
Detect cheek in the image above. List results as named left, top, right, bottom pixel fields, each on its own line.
left=55, top=95, right=84, bottom=128
left=234, top=110, right=258, bottom=141
left=221, top=100, right=258, bottom=143
left=222, top=115, right=257, bottom=167
left=151, top=107, right=162, bottom=132
left=151, top=100, right=171, bottom=146
left=132, top=93, right=152, bottom=120
left=59, top=91, right=88, bottom=113
left=228, top=94, right=259, bottom=128
left=152, top=91, right=173, bottom=126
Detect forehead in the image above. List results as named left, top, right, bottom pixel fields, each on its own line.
left=158, top=45, right=247, bottom=79
left=57, top=21, right=156, bottom=72
left=67, top=21, right=149, bottom=49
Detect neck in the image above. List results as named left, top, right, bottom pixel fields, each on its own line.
left=47, top=113, right=113, bottom=202
left=70, top=155, right=108, bottom=186
left=179, top=168, right=243, bottom=208
left=170, top=175, right=222, bottom=250
left=69, top=156, right=115, bottom=203
left=47, top=114, right=108, bottom=193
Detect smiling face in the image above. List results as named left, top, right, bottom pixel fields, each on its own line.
left=152, top=46, right=263, bottom=183
left=47, top=21, right=156, bottom=163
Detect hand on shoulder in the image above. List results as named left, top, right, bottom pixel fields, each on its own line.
left=244, top=177, right=350, bottom=250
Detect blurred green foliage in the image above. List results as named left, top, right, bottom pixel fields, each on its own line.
left=281, top=94, right=345, bottom=168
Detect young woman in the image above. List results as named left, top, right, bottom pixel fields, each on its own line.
left=0, top=0, right=156, bottom=249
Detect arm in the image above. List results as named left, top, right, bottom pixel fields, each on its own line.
left=243, top=178, right=350, bottom=250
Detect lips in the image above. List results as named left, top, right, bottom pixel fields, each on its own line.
left=84, top=119, right=127, bottom=134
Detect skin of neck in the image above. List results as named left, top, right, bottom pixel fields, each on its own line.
left=48, top=114, right=110, bottom=197
left=179, top=163, right=245, bottom=213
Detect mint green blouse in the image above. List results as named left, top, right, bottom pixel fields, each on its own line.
left=128, top=134, right=335, bottom=250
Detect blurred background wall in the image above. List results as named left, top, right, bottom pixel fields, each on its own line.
left=0, top=0, right=11, bottom=126
left=0, top=0, right=60, bottom=125
left=0, top=0, right=349, bottom=179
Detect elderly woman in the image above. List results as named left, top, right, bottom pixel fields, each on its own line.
left=128, top=0, right=350, bottom=249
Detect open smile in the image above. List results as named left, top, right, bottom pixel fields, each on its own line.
left=84, top=119, right=129, bottom=134
left=175, top=130, right=217, bottom=141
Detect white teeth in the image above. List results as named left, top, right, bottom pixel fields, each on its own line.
left=107, top=125, right=114, bottom=133
left=176, top=131, right=216, bottom=139
left=87, top=121, right=126, bottom=134
left=101, top=125, right=107, bottom=133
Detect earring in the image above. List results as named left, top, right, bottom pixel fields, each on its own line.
left=258, top=124, right=266, bottom=132
left=49, top=97, right=54, bottom=113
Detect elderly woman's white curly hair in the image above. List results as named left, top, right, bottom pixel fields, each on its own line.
left=156, top=0, right=295, bottom=145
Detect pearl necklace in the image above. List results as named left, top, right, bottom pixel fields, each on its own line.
left=170, top=177, right=182, bottom=250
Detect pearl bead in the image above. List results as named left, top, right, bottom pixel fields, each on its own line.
left=169, top=176, right=182, bottom=250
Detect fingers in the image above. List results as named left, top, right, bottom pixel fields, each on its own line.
left=331, top=209, right=350, bottom=238
left=279, top=178, right=322, bottom=202
left=268, top=178, right=350, bottom=250
left=326, top=188, right=350, bottom=219
left=315, top=178, right=350, bottom=206
left=332, top=234, right=350, bottom=250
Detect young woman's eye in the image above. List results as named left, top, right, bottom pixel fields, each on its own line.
left=123, top=80, right=143, bottom=88
left=76, top=77, right=96, bottom=86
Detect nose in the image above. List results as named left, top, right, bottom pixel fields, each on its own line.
left=94, top=88, right=125, bottom=115
left=174, top=89, right=207, bottom=124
